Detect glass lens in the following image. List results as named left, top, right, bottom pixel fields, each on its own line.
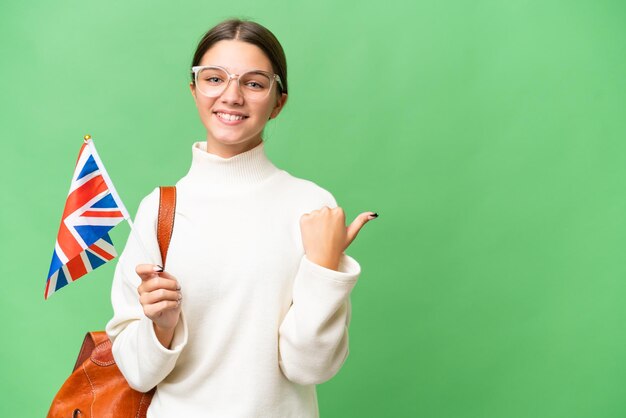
left=239, top=71, right=273, bottom=100
left=196, top=67, right=229, bottom=97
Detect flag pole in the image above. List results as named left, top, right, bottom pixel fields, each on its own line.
left=83, top=134, right=161, bottom=268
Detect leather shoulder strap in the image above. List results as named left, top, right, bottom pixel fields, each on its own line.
left=69, top=189, right=176, bottom=373
left=73, top=331, right=109, bottom=372
left=157, top=186, right=176, bottom=268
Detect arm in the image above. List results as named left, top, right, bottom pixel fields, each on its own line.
left=105, top=189, right=189, bottom=393
left=278, top=252, right=361, bottom=385
left=278, top=189, right=362, bottom=385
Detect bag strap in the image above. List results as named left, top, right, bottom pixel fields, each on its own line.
left=70, top=188, right=177, bottom=373
left=157, top=186, right=176, bottom=268
left=72, top=331, right=110, bottom=372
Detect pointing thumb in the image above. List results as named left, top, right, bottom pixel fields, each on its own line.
left=345, top=212, right=378, bottom=249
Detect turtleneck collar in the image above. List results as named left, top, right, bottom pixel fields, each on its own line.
left=181, top=140, right=280, bottom=193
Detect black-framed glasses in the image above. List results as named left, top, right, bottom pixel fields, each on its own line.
left=191, top=65, right=283, bottom=101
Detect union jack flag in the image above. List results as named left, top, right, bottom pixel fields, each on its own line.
left=45, top=136, right=130, bottom=299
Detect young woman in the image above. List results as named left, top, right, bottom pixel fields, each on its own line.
left=106, top=18, right=377, bottom=417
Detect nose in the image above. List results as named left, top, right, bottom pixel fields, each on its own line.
left=220, top=75, right=244, bottom=104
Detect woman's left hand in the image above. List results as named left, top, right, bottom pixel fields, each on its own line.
left=300, top=206, right=377, bottom=270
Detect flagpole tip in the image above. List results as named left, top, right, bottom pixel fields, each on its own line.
left=84, top=134, right=92, bottom=142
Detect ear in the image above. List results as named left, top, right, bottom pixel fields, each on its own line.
left=269, top=93, right=288, bottom=120
left=189, top=82, right=197, bottom=100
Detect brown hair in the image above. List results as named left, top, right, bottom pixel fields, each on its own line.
left=190, top=19, right=288, bottom=95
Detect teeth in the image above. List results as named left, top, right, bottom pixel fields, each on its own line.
left=217, top=112, right=245, bottom=121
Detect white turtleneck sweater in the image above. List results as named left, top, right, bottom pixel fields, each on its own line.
left=105, top=140, right=361, bottom=418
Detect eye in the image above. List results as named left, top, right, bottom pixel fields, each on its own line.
left=204, top=76, right=223, bottom=84
left=241, top=72, right=271, bottom=90
left=245, top=81, right=265, bottom=90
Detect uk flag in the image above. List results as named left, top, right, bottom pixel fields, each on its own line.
left=45, top=136, right=130, bottom=299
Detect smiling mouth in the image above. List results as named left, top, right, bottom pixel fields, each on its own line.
left=215, top=112, right=248, bottom=121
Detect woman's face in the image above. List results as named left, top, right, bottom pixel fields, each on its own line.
left=190, top=40, right=287, bottom=156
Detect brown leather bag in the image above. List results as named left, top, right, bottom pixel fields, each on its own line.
left=47, top=186, right=177, bottom=418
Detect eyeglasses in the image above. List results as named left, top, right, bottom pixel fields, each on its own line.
left=191, top=65, right=283, bottom=101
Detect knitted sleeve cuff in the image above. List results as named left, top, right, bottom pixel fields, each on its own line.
left=301, top=253, right=361, bottom=284
left=139, top=310, right=188, bottom=364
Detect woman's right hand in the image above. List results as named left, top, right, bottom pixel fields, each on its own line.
left=136, top=264, right=182, bottom=332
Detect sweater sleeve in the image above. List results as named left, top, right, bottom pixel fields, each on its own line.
left=277, top=190, right=362, bottom=385
left=105, top=188, right=189, bottom=393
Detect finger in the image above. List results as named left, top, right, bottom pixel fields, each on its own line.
left=155, top=269, right=178, bottom=282
left=139, top=289, right=182, bottom=306
left=138, top=276, right=181, bottom=294
left=135, top=264, right=163, bottom=281
left=345, top=212, right=377, bottom=248
left=301, top=205, right=333, bottom=220
left=144, top=300, right=181, bottom=318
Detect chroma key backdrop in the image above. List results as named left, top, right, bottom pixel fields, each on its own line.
left=1, top=1, right=626, bottom=417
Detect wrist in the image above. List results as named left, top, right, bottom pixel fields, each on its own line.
left=153, top=323, right=176, bottom=349
left=154, top=324, right=176, bottom=335
left=307, top=253, right=341, bottom=271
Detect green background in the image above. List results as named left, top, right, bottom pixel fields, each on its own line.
left=1, top=0, right=625, bottom=417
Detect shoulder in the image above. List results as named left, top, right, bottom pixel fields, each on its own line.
left=133, top=187, right=161, bottom=224
left=137, top=187, right=161, bottom=210
left=273, top=170, right=338, bottom=209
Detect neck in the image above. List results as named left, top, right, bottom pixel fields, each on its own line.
left=205, top=138, right=263, bottom=159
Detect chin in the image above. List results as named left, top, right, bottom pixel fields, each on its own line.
left=207, top=127, right=258, bottom=142
left=208, top=132, right=258, bottom=146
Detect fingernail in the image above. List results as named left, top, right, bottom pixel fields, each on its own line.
left=369, top=212, right=379, bottom=219
left=176, top=283, right=181, bottom=290
left=154, top=265, right=164, bottom=272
